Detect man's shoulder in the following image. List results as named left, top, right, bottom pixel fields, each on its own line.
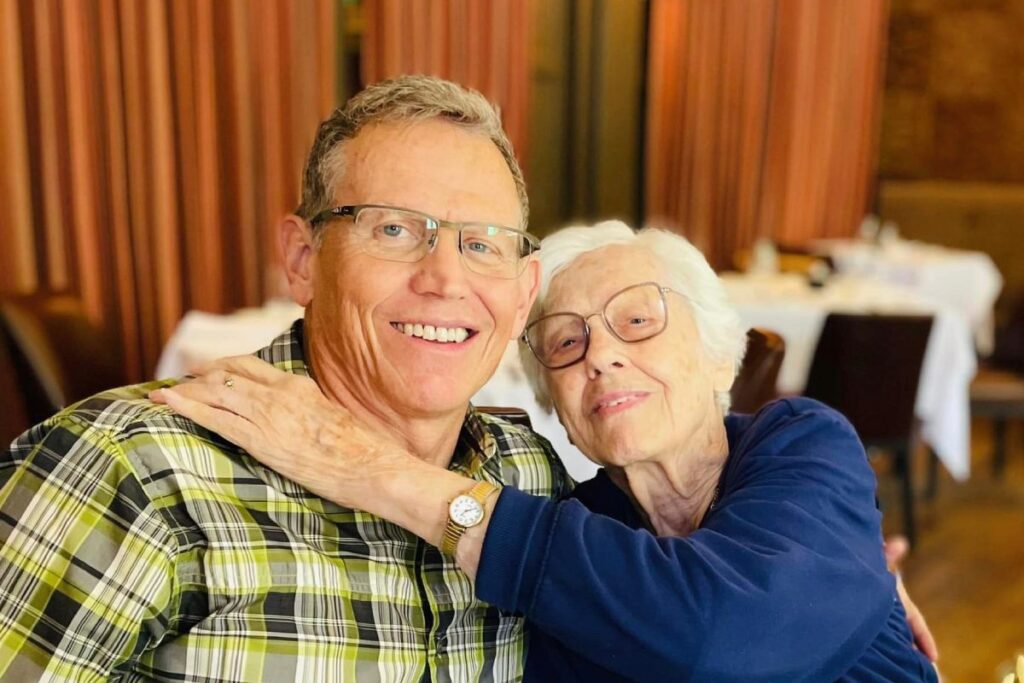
left=7, top=379, right=239, bottom=491
left=23, top=379, right=200, bottom=444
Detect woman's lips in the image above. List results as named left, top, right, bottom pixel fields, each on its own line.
left=591, top=391, right=649, bottom=416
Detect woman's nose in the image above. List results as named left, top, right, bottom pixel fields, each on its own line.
left=584, top=321, right=628, bottom=379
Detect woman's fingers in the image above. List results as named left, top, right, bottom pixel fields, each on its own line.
left=159, top=385, right=256, bottom=449
left=883, top=535, right=909, bottom=572
left=895, top=573, right=939, bottom=662
left=190, top=355, right=297, bottom=386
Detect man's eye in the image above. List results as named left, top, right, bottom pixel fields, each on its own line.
left=465, top=240, right=497, bottom=255
left=380, top=223, right=407, bottom=238
left=629, top=316, right=648, bottom=325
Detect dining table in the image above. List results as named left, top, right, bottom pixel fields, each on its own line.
left=813, top=237, right=1003, bottom=354
left=720, top=271, right=979, bottom=481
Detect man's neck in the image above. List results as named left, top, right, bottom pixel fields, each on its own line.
left=304, top=327, right=466, bottom=469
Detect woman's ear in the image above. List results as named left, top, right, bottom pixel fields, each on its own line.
left=279, top=215, right=317, bottom=306
left=711, top=359, right=737, bottom=395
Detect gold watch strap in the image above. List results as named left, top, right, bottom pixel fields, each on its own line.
left=440, top=481, right=500, bottom=556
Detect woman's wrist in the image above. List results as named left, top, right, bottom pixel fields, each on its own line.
left=360, top=455, right=469, bottom=546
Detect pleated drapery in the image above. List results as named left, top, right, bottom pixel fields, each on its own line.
left=361, top=0, right=531, bottom=174
left=0, top=0, right=337, bottom=381
left=645, top=0, right=889, bottom=268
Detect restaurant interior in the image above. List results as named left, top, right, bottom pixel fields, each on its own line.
left=1, top=1, right=1022, bottom=680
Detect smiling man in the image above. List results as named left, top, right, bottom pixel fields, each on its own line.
left=0, top=76, right=570, bottom=681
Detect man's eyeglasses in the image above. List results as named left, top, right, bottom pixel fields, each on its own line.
left=309, top=204, right=540, bottom=279
left=522, top=282, right=681, bottom=369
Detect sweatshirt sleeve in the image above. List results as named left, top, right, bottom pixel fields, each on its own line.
left=476, top=399, right=895, bottom=682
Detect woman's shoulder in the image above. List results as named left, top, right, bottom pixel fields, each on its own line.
left=723, top=397, right=871, bottom=488
left=727, top=397, right=859, bottom=454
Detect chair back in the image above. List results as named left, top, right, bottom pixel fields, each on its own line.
left=0, top=328, right=31, bottom=445
left=475, top=406, right=533, bottom=429
left=803, top=313, right=933, bottom=443
left=0, top=295, right=126, bottom=425
left=730, top=328, right=785, bottom=414
left=991, top=293, right=1024, bottom=373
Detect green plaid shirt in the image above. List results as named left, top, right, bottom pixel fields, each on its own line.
left=0, top=320, right=571, bottom=682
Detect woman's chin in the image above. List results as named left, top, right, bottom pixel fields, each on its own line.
left=586, top=442, right=653, bottom=469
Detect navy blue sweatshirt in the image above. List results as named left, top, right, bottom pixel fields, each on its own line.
left=477, top=398, right=937, bottom=682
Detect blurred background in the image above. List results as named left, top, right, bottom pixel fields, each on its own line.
left=1, top=1, right=1022, bottom=679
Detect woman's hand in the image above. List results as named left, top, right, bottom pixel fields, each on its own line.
left=149, top=355, right=407, bottom=508
left=149, top=356, right=488, bottom=576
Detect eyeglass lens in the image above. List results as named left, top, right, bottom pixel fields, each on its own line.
left=526, top=283, right=667, bottom=368
left=349, top=206, right=529, bottom=278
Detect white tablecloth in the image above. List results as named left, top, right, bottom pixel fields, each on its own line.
left=155, top=300, right=304, bottom=379
left=814, top=238, right=1003, bottom=354
left=720, top=272, right=977, bottom=481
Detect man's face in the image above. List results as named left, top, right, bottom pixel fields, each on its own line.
left=303, top=119, right=538, bottom=420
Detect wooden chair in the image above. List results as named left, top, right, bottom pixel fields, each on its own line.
left=802, top=313, right=934, bottom=546
left=0, top=327, right=31, bottom=445
left=476, top=406, right=533, bottom=429
left=966, top=294, right=1024, bottom=478
left=0, top=294, right=127, bottom=426
left=730, top=328, right=786, bottom=414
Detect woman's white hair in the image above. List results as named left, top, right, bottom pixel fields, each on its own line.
left=518, top=220, right=748, bottom=414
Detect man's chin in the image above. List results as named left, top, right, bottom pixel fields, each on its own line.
left=392, top=379, right=479, bottom=417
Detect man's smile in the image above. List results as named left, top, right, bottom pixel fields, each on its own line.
left=390, top=320, right=478, bottom=344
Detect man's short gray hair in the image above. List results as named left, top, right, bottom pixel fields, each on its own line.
left=519, top=220, right=748, bottom=414
left=296, top=75, right=528, bottom=236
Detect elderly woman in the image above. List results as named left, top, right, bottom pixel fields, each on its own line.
left=157, top=222, right=937, bottom=681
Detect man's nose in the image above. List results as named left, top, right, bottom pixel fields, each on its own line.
left=411, top=228, right=471, bottom=298
left=584, top=318, right=628, bottom=379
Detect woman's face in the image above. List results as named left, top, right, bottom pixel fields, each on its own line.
left=542, top=244, right=734, bottom=468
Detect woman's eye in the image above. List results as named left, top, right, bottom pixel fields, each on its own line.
left=629, top=316, right=648, bottom=325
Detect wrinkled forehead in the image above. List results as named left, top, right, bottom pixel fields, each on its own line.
left=335, top=120, right=522, bottom=227
left=543, top=244, right=669, bottom=314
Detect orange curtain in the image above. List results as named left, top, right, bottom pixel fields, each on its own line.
left=0, top=0, right=337, bottom=381
left=361, top=0, right=530, bottom=173
left=645, top=0, right=889, bottom=269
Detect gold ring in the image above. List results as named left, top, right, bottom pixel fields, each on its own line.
left=224, top=376, right=235, bottom=389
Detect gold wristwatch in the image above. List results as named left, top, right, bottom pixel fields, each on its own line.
left=441, top=481, right=500, bottom=556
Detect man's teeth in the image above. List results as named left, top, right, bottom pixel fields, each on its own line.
left=396, top=322, right=470, bottom=343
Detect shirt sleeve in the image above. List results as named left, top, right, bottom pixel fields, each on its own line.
left=0, top=414, right=178, bottom=681
left=476, top=400, right=895, bottom=682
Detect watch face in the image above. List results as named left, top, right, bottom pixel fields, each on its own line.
left=449, top=495, right=485, bottom=527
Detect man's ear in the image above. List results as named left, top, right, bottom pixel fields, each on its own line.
left=511, top=256, right=541, bottom=339
left=279, top=214, right=317, bottom=306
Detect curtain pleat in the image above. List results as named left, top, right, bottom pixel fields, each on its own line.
left=361, top=0, right=530, bottom=176
left=0, top=0, right=337, bottom=381
left=646, top=0, right=888, bottom=269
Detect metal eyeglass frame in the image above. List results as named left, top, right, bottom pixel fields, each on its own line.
left=308, top=204, right=540, bottom=279
left=521, top=282, right=679, bottom=369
